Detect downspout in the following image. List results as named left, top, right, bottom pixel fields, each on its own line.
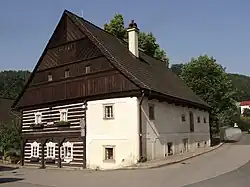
left=139, top=90, right=145, bottom=161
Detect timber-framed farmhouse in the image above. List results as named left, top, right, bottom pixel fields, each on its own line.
left=12, top=10, right=211, bottom=170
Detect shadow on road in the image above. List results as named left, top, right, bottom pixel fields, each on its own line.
left=0, top=166, right=18, bottom=172
left=0, top=177, right=23, bottom=184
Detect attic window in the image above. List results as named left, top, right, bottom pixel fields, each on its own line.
left=85, top=65, right=90, bottom=74
left=65, top=69, right=70, bottom=78
left=48, top=73, right=52, bottom=81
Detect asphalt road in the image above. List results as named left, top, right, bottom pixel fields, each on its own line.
left=1, top=134, right=250, bottom=187
left=183, top=134, right=250, bottom=187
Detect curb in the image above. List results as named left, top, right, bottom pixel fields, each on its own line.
left=120, top=143, right=225, bottom=171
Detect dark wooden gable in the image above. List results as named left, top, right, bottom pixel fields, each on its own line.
left=13, top=11, right=139, bottom=110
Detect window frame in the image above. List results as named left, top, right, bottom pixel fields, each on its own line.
left=61, top=141, right=73, bottom=163
left=34, top=112, right=42, bottom=124
left=181, top=114, right=186, bottom=122
left=197, top=116, right=201, bottom=123
left=46, top=142, right=56, bottom=159
left=48, top=72, right=53, bottom=81
left=148, top=104, right=155, bottom=120
left=64, top=69, right=70, bottom=78
left=103, top=145, right=115, bottom=162
left=203, top=117, right=207, bottom=123
left=59, top=109, right=68, bottom=121
left=103, top=104, right=114, bottom=120
left=31, top=141, right=39, bottom=158
left=85, top=65, right=91, bottom=74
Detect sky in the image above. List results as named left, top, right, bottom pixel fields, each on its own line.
left=0, top=0, right=249, bottom=75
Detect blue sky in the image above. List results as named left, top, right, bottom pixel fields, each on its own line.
left=0, top=0, right=249, bottom=75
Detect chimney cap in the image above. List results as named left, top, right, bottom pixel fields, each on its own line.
left=128, top=20, right=138, bottom=30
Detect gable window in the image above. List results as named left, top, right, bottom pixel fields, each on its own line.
left=85, top=65, right=90, bottom=74
left=61, top=142, right=73, bottom=163
left=204, top=117, right=207, bottom=123
left=48, top=72, right=52, bottom=81
left=103, top=145, right=115, bottom=161
left=46, top=142, right=56, bottom=159
left=64, top=69, right=70, bottom=78
left=103, top=104, right=114, bottom=119
left=149, top=104, right=155, bottom=120
left=34, top=112, right=42, bottom=124
left=31, top=141, right=39, bottom=158
left=181, top=114, right=186, bottom=122
left=60, top=109, right=68, bottom=121
left=197, top=116, right=201, bottom=123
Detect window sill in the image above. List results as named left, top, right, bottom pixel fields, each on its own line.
left=103, top=159, right=116, bottom=163
left=103, top=118, right=114, bottom=120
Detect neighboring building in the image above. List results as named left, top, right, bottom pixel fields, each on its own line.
left=239, top=101, right=250, bottom=114
left=12, top=10, right=211, bottom=170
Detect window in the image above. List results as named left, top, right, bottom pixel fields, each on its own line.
left=60, top=109, right=68, bottom=121
left=203, top=117, right=207, bottom=123
left=61, top=142, right=73, bottom=163
left=48, top=73, right=52, bottom=81
left=46, top=142, right=56, bottom=159
left=104, top=104, right=114, bottom=119
left=167, top=142, right=173, bottom=156
left=189, top=111, right=194, bottom=132
left=181, top=114, right=186, bottom=122
left=34, top=112, right=42, bottom=124
left=85, top=65, right=90, bottom=73
left=197, top=116, right=201, bottom=123
left=31, top=141, right=39, bottom=158
left=149, top=104, right=155, bottom=120
left=64, top=69, right=70, bottom=78
left=104, top=146, right=115, bottom=161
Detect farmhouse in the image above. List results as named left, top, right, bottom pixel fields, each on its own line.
left=12, top=10, right=211, bottom=170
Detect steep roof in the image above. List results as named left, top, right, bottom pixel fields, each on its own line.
left=12, top=10, right=209, bottom=109
left=65, top=10, right=209, bottom=108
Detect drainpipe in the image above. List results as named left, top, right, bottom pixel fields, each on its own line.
left=139, top=90, right=145, bottom=160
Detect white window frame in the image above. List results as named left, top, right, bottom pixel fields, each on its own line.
left=46, top=142, right=56, bottom=159
left=59, top=109, right=68, bottom=121
left=61, top=141, right=73, bottom=163
left=103, top=145, right=115, bottom=162
left=103, top=104, right=114, bottom=119
left=31, top=141, right=39, bottom=158
left=34, top=112, right=42, bottom=124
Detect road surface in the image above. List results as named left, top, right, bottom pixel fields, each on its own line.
left=1, top=134, right=250, bottom=187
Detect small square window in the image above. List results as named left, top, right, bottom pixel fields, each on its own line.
left=60, top=109, right=68, bottom=121
left=149, top=104, right=155, bottom=120
left=65, top=69, right=70, bottom=78
left=203, top=117, right=207, bottom=123
left=197, top=116, right=200, bottom=123
left=104, top=105, right=114, bottom=119
left=85, top=65, right=90, bottom=73
left=48, top=73, right=52, bottom=81
left=104, top=146, right=114, bottom=161
left=34, top=112, right=42, bottom=124
left=181, top=114, right=186, bottom=122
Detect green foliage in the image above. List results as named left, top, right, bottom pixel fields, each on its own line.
left=228, top=73, right=250, bottom=101
left=0, top=70, right=31, bottom=99
left=243, top=108, right=250, bottom=117
left=0, top=119, right=21, bottom=153
left=170, top=63, right=184, bottom=76
left=180, top=55, right=237, bottom=128
left=104, top=14, right=168, bottom=61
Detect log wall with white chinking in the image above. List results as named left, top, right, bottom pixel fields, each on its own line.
left=22, top=102, right=86, bottom=168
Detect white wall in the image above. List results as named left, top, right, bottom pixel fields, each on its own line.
left=86, top=97, right=139, bottom=170
left=141, top=99, right=210, bottom=160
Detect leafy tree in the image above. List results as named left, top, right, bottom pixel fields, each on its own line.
left=181, top=55, right=237, bottom=131
left=170, top=63, right=184, bottom=76
left=243, top=108, right=250, bottom=117
left=104, top=14, right=168, bottom=61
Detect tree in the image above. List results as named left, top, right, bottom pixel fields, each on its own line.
left=181, top=55, right=237, bottom=131
left=243, top=108, right=250, bottom=117
left=170, top=63, right=184, bottom=76
left=104, top=14, right=168, bottom=61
